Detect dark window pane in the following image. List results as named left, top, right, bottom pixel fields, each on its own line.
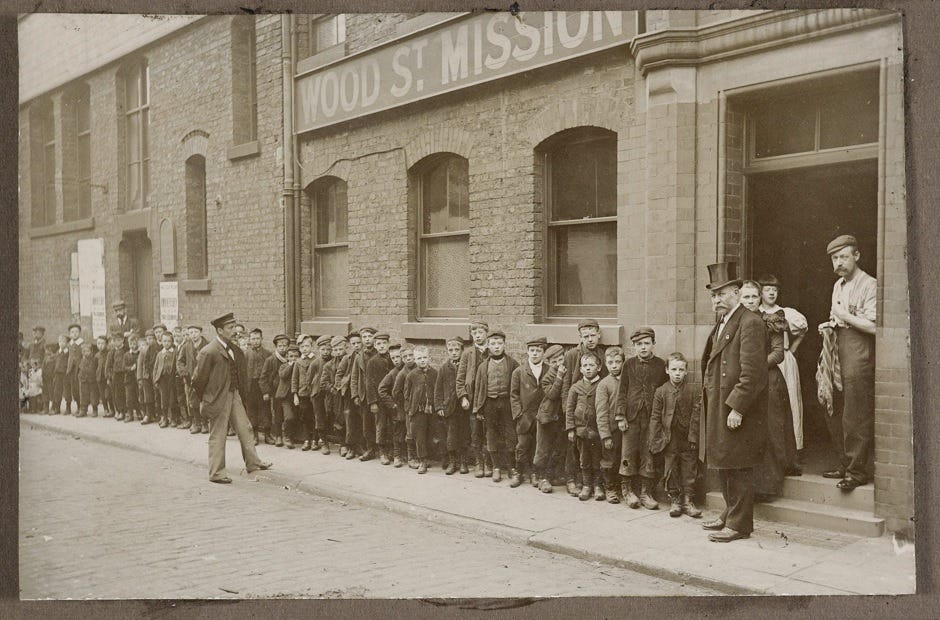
left=753, top=97, right=816, bottom=158
left=422, top=235, right=469, bottom=313
left=79, top=183, right=91, bottom=219
left=819, top=87, right=879, bottom=149
left=550, top=137, right=617, bottom=220
left=316, top=246, right=348, bottom=315
left=141, top=108, right=149, bottom=159
left=78, top=134, right=90, bottom=179
left=142, top=64, right=150, bottom=105
left=554, top=222, right=617, bottom=306
left=423, top=156, right=468, bottom=234
left=125, top=70, right=140, bottom=109
left=422, top=162, right=448, bottom=234
left=312, top=16, right=338, bottom=52
left=315, top=179, right=348, bottom=244
left=447, top=158, right=469, bottom=229
left=128, top=162, right=140, bottom=205
left=127, top=113, right=140, bottom=164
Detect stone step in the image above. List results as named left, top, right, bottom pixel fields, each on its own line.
left=706, top=492, right=885, bottom=537
left=780, top=473, right=874, bottom=512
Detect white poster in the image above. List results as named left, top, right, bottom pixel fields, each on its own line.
left=159, top=281, right=179, bottom=330
left=69, top=252, right=80, bottom=316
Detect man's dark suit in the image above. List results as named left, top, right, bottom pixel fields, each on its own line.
left=701, top=304, right=768, bottom=535
left=192, top=337, right=264, bottom=481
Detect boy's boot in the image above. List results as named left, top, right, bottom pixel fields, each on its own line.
left=284, top=435, right=295, bottom=449
left=321, top=440, right=331, bottom=456
left=508, top=467, right=522, bottom=487
left=302, top=439, right=311, bottom=451
left=566, top=478, right=580, bottom=497
left=669, top=495, right=682, bottom=517
left=606, top=471, right=621, bottom=504
left=275, top=435, right=284, bottom=447
left=417, top=459, right=428, bottom=474
left=474, top=457, right=485, bottom=478
left=640, top=478, right=659, bottom=510
left=380, top=448, right=391, bottom=466
left=190, top=420, right=202, bottom=434
left=445, top=452, right=457, bottom=475
left=491, top=457, right=502, bottom=482
left=539, top=475, right=554, bottom=494
left=407, top=444, right=418, bottom=469
left=623, top=478, right=641, bottom=508
left=264, top=431, right=275, bottom=445
left=392, top=444, right=403, bottom=468
left=458, top=449, right=469, bottom=474
left=594, top=473, right=606, bottom=501
left=530, top=470, right=539, bottom=487
left=578, top=471, right=594, bottom=501
left=344, top=445, right=356, bottom=459
left=682, top=494, right=702, bottom=518
left=339, top=444, right=348, bottom=457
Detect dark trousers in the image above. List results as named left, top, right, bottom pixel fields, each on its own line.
left=601, top=429, right=623, bottom=471
left=280, top=399, right=298, bottom=439
left=717, top=467, right=755, bottom=535
left=514, top=424, right=536, bottom=475
left=620, top=413, right=657, bottom=480
left=110, top=378, right=126, bottom=413
left=79, top=380, right=98, bottom=412
left=376, top=406, right=394, bottom=453
left=469, top=414, right=491, bottom=467
left=175, top=375, right=189, bottom=421
left=445, top=412, right=470, bottom=454
left=51, top=373, right=66, bottom=411
left=663, top=430, right=697, bottom=497
left=344, top=398, right=361, bottom=450
left=392, top=417, right=407, bottom=459
left=312, top=393, right=330, bottom=433
left=63, top=372, right=79, bottom=406
left=483, top=396, right=516, bottom=470
left=271, top=396, right=286, bottom=437
left=245, top=380, right=264, bottom=431
left=298, top=397, right=316, bottom=441
left=124, top=381, right=139, bottom=416
left=185, top=380, right=202, bottom=427
left=157, top=377, right=178, bottom=422
left=577, top=436, right=602, bottom=486
left=826, top=376, right=876, bottom=484
left=411, top=412, right=432, bottom=460
left=359, top=403, right=376, bottom=451
left=533, top=419, right=566, bottom=479
left=565, top=438, right=581, bottom=483
left=98, top=380, right=110, bottom=413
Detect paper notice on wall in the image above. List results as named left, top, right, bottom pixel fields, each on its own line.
left=159, top=281, right=179, bottom=330
left=69, top=252, right=80, bottom=316
left=77, top=238, right=107, bottom=337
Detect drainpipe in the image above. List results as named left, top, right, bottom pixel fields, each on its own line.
left=291, top=14, right=302, bottom=334
left=282, top=14, right=296, bottom=334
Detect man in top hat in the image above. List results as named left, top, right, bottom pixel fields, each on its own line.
left=191, top=312, right=272, bottom=483
left=112, top=300, right=139, bottom=338
left=818, top=234, right=877, bottom=491
left=700, top=261, right=768, bottom=542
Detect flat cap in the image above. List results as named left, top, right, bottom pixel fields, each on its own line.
left=358, top=326, right=378, bottom=335
left=286, top=344, right=300, bottom=354
left=373, top=332, right=390, bottom=341
left=144, top=328, right=155, bottom=337
left=544, top=344, right=565, bottom=360
left=526, top=336, right=548, bottom=348
left=486, top=330, right=506, bottom=340
left=470, top=320, right=489, bottom=331
left=67, top=323, right=81, bottom=331
left=330, top=335, right=348, bottom=347
left=577, top=319, right=600, bottom=331
left=186, top=324, right=203, bottom=331
left=315, top=335, right=332, bottom=347
left=112, top=300, right=126, bottom=309
left=153, top=324, right=168, bottom=331
left=388, top=342, right=402, bottom=351
left=32, top=325, right=45, bottom=332
left=630, top=327, right=655, bottom=343
left=272, top=333, right=291, bottom=345
left=210, top=313, right=236, bottom=329
left=827, top=234, right=858, bottom=255
left=445, top=336, right=465, bottom=346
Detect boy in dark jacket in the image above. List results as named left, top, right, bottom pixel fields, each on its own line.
left=65, top=324, right=84, bottom=415
left=245, top=328, right=272, bottom=444
left=596, top=347, right=625, bottom=504
left=318, top=336, right=347, bottom=453
left=277, top=344, right=301, bottom=448
left=366, top=333, right=395, bottom=464
left=392, top=345, right=417, bottom=468
left=472, top=331, right=519, bottom=483
left=137, top=331, right=156, bottom=424
left=533, top=344, right=567, bottom=493
left=404, top=346, right=437, bottom=474
left=107, top=334, right=126, bottom=420
left=94, top=336, right=111, bottom=417
left=259, top=333, right=290, bottom=444
left=152, top=332, right=179, bottom=428
left=435, top=337, right=466, bottom=475
left=509, top=336, right=548, bottom=488
left=291, top=335, right=316, bottom=450
left=649, top=352, right=702, bottom=518
left=457, top=320, right=492, bottom=477
left=307, top=335, right=332, bottom=453
left=617, top=327, right=668, bottom=510
left=377, top=343, right=404, bottom=466
left=43, top=342, right=59, bottom=414
left=335, top=333, right=361, bottom=459
left=566, top=350, right=604, bottom=501
left=52, top=335, right=70, bottom=414
left=77, top=341, right=98, bottom=418
left=123, top=338, right=140, bottom=422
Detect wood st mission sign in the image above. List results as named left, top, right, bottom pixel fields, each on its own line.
left=295, top=11, right=636, bottom=133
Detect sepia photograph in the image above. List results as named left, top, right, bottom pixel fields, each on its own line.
left=14, top=7, right=916, bottom=601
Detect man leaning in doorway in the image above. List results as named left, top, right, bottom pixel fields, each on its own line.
left=819, top=234, right=876, bottom=492
left=192, top=311, right=272, bottom=484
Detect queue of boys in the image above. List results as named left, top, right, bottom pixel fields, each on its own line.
left=20, top=317, right=704, bottom=518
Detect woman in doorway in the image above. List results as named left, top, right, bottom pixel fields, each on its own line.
left=758, top=274, right=808, bottom=474
left=740, top=280, right=796, bottom=501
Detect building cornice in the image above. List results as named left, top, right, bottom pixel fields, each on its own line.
left=631, top=9, right=900, bottom=76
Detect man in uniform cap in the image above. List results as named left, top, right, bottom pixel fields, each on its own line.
left=191, top=312, right=272, bottom=483
left=818, top=234, right=877, bottom=491
left=700, top=262, right=768, bottom=542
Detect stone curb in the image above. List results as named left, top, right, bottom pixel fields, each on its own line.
left=23, top=418, right=760, bottom=596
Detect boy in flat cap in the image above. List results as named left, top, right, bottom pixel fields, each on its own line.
left=319, top=335, right=349, bottom=455
left=392, top=344, right=418, bottom=467
left=457, top=320, right=494, bottom=478
left=95, top=335, right=112, bottom=417
left=533, top=344, right=568, bottom=492
left=435, top=336, right=467, bottom=475
left=378, top=343, right=405, bottom=466
left=404, top=345, right=438, bottom=474
left=51, top=335, right=69, bottom=414
left=351, top=326, right=379, bottom=461
left=278, top=343, right=301, bottom=448
left=291, top=334, right=317, bottom=450
left=77, top=341, right=98, bottom=418
left=244, top=328, right=272, bottom=444
left=123, top=336, right=140, bottom=422
left=472, top=330, right=520, bottom=483
left=566, top=349, right=605, bottom=501
left=178, top=325, right=210, bottom=433
left=366, top=332, right=395, bottom=465
left=335, top=332, right=362, bottom=459
left=64, top=323, right=84, bottom=415
left=152, top=331, right=179, bottom=428
left=259, top=334, right=290, bottom=444
left=510, top=336, right=549, bottom=488
left=191, top=312, right=272, bottom=483
left=106, top=333, right=126, bottom=420
left=596, top=346, right=625, bottom=503
left=618, top=327, right=667, bottom=509
left=137, top=330, right=156, bottom=424
left=43, top=342, right=59, bottom=414
left=307, top=335, right=333, bottom=453
left=561, top=319, right=608, bottom=496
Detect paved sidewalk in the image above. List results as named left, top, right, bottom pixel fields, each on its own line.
left=19, top=413, right=916, bottom=596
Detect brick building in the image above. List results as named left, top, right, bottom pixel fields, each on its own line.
left=18, top=11, right=911, bottom=535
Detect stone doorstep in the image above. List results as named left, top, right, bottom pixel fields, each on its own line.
left=705, top=492, right=885, bottom=538
left=780, top=473, right=875, bottom=513
left=19, top=415, right=904, bottom=596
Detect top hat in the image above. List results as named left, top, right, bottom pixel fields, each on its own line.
left=705, top=262, right=742, bottom=291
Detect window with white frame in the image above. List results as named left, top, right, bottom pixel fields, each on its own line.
left=124, top=61, right=150, bottom=211
left=312, top=177, right=349, bottom=317
left=309, top=14, right=346, bottom=55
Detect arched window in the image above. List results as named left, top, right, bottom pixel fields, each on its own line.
left=185, top=155, right=207, bottom=280
left=29, top=98, right=55, bottom=227
left=231, top=16, right=257, bottom=145
left=414, top=154, right=469, bottom=318
left=312, top=177, right=349, bottom=317
left=124, top=60, right=150, bottom=211
left=541, top=127, right=617, bottom=317
left=63, top=83, right=91, bottom=221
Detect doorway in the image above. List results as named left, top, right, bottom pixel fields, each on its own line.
left=121, top=232, right=154, bottom=329
left=746, top=160, right=878, bottom=470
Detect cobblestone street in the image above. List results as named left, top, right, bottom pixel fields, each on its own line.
left=19, top=425, right=713, bottom=599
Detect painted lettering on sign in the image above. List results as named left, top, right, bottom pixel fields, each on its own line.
left=296, top=11, right=633, bottom=133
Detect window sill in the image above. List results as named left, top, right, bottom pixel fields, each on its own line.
left=227, top=140, right=260, bottom=161
left=28, top=217, right=95, bottom=238
left=401, top=321, right=469, bottom=342
left=297, top=42, right=347, bottom=75
left=181, top=278, right=211, bottom=293
left=524, top=322, right=624, bottom=346
left=300, top=319, right=352, bottom=337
